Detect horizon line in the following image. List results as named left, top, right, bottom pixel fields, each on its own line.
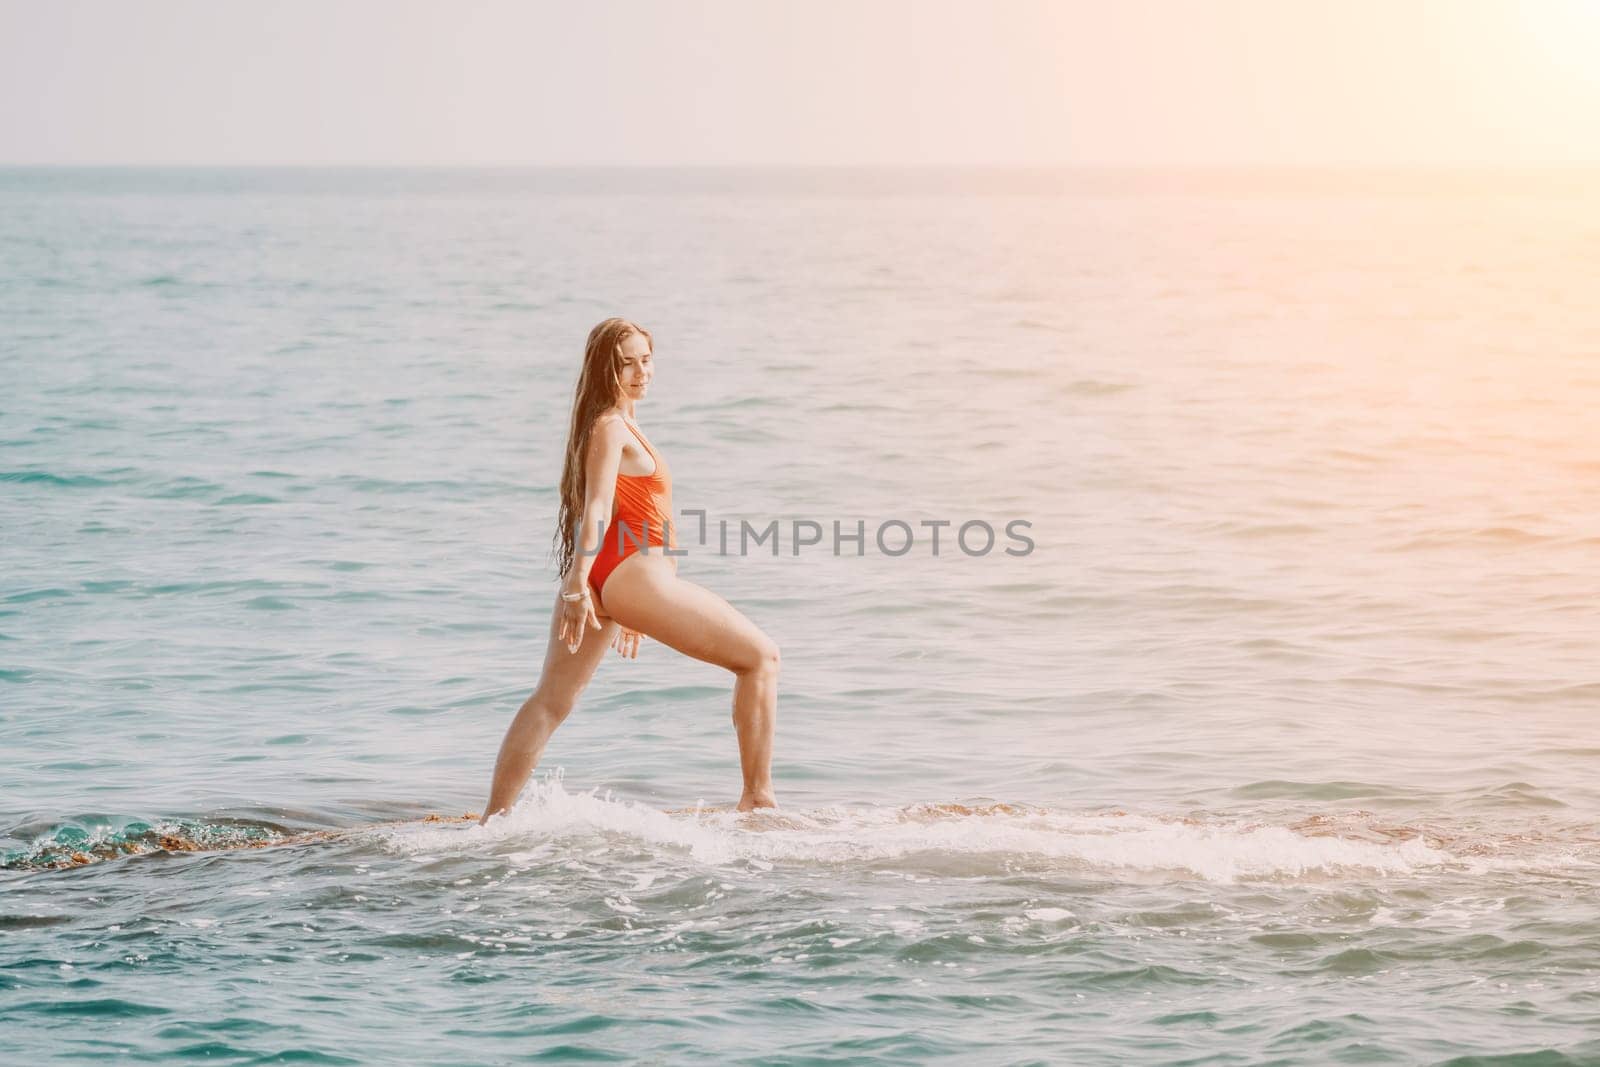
left=6, top=161, right=1600, bottom=171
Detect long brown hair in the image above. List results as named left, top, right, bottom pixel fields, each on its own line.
left=552, top=317, right=654, bottom=577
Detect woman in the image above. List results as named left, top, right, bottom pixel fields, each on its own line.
left=481, top=318, right=780, bottom=822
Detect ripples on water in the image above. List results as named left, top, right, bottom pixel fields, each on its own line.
left=2, top=167, right=1599, bottom=1063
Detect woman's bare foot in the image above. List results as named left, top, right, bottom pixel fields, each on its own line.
left=737, top=789, right=777, bottom=812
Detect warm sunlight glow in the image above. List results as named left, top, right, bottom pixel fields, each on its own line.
left=5, top=0, right=1600, bottom=165
left=1520, top=0, right=1600, bottom=84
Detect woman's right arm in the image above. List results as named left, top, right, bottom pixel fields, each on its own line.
left=558, top=417, right=624, bottom=652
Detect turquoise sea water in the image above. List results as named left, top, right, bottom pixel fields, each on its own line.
left=3, top=167, right=1599, bottom=1064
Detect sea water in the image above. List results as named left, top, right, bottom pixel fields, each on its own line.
left=2, top=167, right=1598, bottom=1064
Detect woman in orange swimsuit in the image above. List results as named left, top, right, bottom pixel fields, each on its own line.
left=480, top=318, right=780, bottom=821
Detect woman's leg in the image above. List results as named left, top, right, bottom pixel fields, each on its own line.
left=480, top=594, right=618, bottom=822
left=599, top=555, right=780, bottom=810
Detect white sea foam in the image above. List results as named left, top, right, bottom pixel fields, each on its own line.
left=377, top=777, right=1500, bottom=884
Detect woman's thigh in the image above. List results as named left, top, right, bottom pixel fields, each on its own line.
left=533, top=592, right=617, bottom=705
left=599, top=554, right=773, bottom=674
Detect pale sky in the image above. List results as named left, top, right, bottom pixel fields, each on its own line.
left=2, top=0, right=1598, bottom=166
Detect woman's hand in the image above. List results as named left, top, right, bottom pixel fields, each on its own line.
left=611, top=627, right=644, bottom=659
left=557, top=592, right=601, bottom=653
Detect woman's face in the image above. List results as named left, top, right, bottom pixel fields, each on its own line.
left=616, top=331, right=654, bottom=403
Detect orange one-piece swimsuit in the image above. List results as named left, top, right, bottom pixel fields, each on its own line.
left=588, top=418, right=677, bottom=602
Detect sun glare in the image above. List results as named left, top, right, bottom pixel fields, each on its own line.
left=1519, top=0, right=1600, bottom=85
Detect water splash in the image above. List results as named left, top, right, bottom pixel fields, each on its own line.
left=382, top=778, right=1524, bottom=884
left=12, top=781, right=1591, bottom=883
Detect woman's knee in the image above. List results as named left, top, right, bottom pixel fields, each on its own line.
left=737, top=635, right=780, bottom=679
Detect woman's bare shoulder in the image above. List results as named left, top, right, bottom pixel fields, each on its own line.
left=586, top=412, right=627, bottom=448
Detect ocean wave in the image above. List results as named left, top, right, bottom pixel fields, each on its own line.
left=12, top=784, right=1594, bottom=883
left=381, top=779, right=1590, bottom=885
left=2, top=817, right=289, bottom=871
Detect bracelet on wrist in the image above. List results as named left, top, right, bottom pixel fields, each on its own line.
left=561, top=589, right=590, bottom=602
